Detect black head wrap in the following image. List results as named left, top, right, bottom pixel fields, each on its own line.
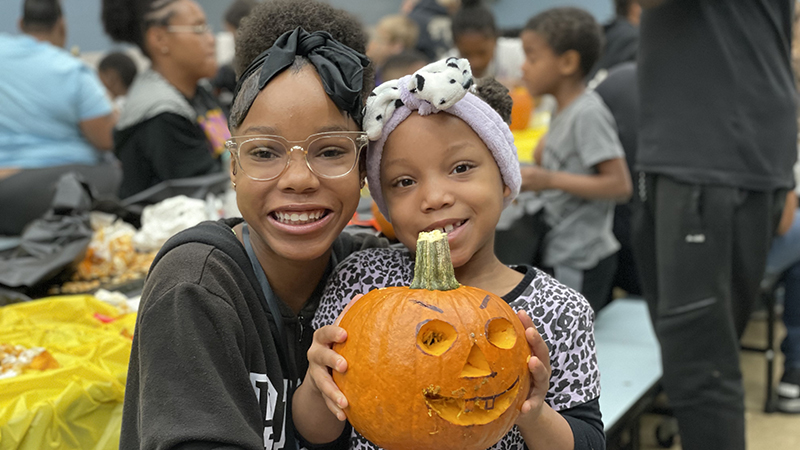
left=232, top=27, right=370, bottom=127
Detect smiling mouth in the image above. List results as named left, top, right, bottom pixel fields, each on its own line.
left=424, top=219, right=467, bottom=234
left=272, top=209, right=329, bottom=225
left=422, top=377, right=520, bottom=425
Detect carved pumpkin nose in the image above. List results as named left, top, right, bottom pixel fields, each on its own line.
left=460, top=343, right=493, bottom=378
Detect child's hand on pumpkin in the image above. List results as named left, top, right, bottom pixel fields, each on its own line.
left=304, top=294, right=365, bottom=421
left=516, top=309, right=552, bottom=423
left=306, top=324, right=350, bottom=421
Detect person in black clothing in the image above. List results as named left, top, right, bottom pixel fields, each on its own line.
left=587, top=0, right=640, bottom=81
left=594, top=62, right=642, bottom=299
left=633, top=1, right=797, bottom=449
left=101, top=0, right=228, bottom=199
left=118, top=1, right=386, bottom=449
left=406, top=0, right=456, bottom=61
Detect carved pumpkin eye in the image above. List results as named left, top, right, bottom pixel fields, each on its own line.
left=486, top=318, right=517, bottom=349
left=417, top=319, right=457, bottom=356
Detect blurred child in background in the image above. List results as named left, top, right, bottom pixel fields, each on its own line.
left=450, top=0, right=524, bottom=89
left=519, top=7, right=631, bottom=313
left=98, top=51, right=138, bottom=110
left=367, top=14, right=419, bottom=84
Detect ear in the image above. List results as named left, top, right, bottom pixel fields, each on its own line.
left=502, top=184, right=512, bottom=200
left=358, top=157, right=368, bottom=186
left=558, top=50, right=581, bottom=77
left=229, top=150, right=237, bottom=178
left=146, top=26, right=170, bottom=56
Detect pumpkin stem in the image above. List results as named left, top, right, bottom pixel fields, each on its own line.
left=410, top=230, right=461, bottom=291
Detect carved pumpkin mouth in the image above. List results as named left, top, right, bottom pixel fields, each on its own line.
left=422, top=377, right=521, bottom=426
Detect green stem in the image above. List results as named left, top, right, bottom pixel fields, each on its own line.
left=410, top=230, right=460, bottom=291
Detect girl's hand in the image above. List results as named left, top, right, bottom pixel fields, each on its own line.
left=516, top=309, right=552, bottom=423
left=305, top=324, right=349, bottom=421
left=520, top=165, right=553, bottom=192
left=304, top=294, right=365, bottom=421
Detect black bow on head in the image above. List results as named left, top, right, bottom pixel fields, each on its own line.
left=232, top=27, right=370, bottom=126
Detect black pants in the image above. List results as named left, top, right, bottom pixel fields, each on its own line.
left=632, top=174, right=782, bottom=450
left=0, top=163, right=121, bottom=236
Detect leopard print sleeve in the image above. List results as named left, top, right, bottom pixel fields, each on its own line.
left=313, top=247, right=415, bottom=330
left=510, top=268, right=601, bottom=411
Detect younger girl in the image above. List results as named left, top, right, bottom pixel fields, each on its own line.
left=294, top=59, right=603, bottom=449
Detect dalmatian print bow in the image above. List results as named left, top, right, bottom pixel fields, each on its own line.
left=364, top=57, right=475, bottom=140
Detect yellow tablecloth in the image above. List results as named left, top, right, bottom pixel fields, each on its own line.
left=512, top=123, right=548, bottom=165
left=0, top=296, right=135, bottom=450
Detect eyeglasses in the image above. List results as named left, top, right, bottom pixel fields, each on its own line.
left=226, top=131, right=368, bottom=181
left=166, top=24, right=212, bottom=35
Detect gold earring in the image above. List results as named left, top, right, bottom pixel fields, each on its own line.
left=232, top=181, right=236, bottom=189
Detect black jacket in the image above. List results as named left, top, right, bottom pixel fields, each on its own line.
left=120, top=218, right=386, bottom=449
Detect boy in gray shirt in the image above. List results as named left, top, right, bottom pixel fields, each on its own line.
left=519, top=7, right=632, bottom=312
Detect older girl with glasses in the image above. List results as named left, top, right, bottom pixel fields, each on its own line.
left=118, top=1, right=388, bottom=449
left=101, top=0, right=229, bottom=199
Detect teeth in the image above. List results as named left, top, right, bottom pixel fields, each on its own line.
left=427, top=220, right=466, bottom=234
left=275, top=210, right=325, bottom=225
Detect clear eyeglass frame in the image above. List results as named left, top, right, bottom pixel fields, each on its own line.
left=226, top=131, right=368, bottom=182
left=165, top=24, right=213, bottom=35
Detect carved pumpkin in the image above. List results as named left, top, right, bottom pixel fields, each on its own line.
left=333, top=231, right=530, bottom=450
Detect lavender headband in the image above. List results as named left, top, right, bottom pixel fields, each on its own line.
left=364, top=57, right=521, bottom=220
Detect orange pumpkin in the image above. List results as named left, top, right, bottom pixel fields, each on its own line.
left=334, top=230, right=530, bottom=450
left=370, top=200, right=396, bottom=240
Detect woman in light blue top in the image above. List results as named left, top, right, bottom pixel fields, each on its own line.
left=0, top=0, right=118, bottom=235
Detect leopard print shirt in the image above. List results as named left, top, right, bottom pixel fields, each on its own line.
left=313, top=247, right=601, bottom=450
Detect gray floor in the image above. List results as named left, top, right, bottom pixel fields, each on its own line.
left=638, top=318, right=800, bottom=450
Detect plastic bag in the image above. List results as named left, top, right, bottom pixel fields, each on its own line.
left=0, top=173, right=93, bottom=295
left=0, top=295, right=135, bottom=449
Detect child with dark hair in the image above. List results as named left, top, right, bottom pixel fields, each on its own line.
left=519, top=7, right=632, bottom=313
left=98, top=51, right=138, bottom=99
left=299, top=59, right=604, bottom=450
left=450, top=0, right=524, bottom=88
